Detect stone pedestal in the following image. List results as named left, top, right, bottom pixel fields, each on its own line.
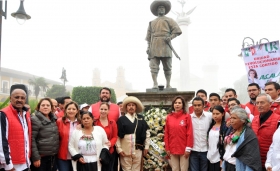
left=126, top=91, right=195, bottom=110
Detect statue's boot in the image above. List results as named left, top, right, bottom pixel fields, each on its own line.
left=152, top=73, right=158, bottom=88
left=165, top=75, right=172, bottom=88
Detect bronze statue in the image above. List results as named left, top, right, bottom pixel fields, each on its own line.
left=146, top=0, right=182, bottom=89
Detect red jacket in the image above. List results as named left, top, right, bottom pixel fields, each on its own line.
left=251, top=111, right=280, bottom=166
left=90, top=101, right=120, bottom=122
left=56, top=110, right=64, bottom=118
left=56, top=118, right=79, bottom=160
left=245, top=101, right=260, bottom=116
left=189, top=101, right=210, bottom=114
left=164, top=110, right=193, bottom=155
left=95, top=118, right=118, bottom=153
left=1, top=104, right=32, bottom=164
left=270, top=102, right=280, bottom=115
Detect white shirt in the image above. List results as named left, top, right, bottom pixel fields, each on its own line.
left=190, top=111, right=212, bottom=152
left=265, top=125, right=280, bottom=171
left=67, top=119, right=78, bottom=159
left=207, top=128, right=220, bottom=163
left=223, top=143, right=236, bottom=165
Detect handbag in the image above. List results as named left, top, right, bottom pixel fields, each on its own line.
left=99, top=148, right=111, bottom=165
left=120, top=117, right=138, bottom=156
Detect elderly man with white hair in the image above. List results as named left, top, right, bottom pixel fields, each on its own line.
left=252, top=93, right=280, bottom=171
left=116, top=96, right=150, bottom=171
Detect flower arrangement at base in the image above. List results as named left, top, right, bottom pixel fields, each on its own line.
left=143, top=107, right=169, bottom=171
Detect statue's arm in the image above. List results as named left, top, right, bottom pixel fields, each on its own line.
left=145, top=22, right=152, bottom=54
left=168, top=18, right=182, bottom=40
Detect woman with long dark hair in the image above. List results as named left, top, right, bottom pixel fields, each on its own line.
left=95, top=102, right=118, bottom=171
left=207, top=105, right=228, bottom=171
left=164, top=96, right=193, bottom=171
left=56, top=101, right=80, bottom=171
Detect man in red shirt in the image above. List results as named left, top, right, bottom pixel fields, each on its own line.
left=89, top=87, right=121, bottom=171
left=56, top=96, right=72, bottom=118
left=189, top=89, right=210, bottom=113
left=88, top=87, right=120, bottom=122
left=264, top=82, right=280, bottom=115
left=208, top=93, right=221, bottom=112
left=245, top=83, right=261, bottom=116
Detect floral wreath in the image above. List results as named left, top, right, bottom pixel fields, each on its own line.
left=143, top=107, right=169, bottom=171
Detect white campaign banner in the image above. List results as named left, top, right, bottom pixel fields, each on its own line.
left=242, top=41, right=280, bottom=89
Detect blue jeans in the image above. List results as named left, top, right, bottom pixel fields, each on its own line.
left=189, top=151, right=208, bottom=171
left=57, top=159, right=73, bottom=171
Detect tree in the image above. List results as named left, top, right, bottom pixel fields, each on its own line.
left=72, top=86, right=116, bottom=105
left=28, top=77, right=48, bottom=100
left=218, top=87, right=228, bottom=97
left=233, top=75, right=250, bottom=104
left=46, top=84, right=69, bottom=98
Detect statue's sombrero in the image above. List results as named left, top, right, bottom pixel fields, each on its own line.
left=150, top=0, right=171, bottom=16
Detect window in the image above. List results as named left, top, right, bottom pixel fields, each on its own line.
left=2, top=81, right=9, bottom=94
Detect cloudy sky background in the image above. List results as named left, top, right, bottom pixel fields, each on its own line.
left=2, top=0, right=280, bottom=93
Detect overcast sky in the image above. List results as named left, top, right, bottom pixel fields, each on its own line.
left=2, top=0, right=280, bottom=92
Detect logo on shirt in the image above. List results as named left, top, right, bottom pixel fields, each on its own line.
left=179, top=120, right=185, bottom=126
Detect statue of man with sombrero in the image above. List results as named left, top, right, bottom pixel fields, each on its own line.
left=146, top=0, right=182, bottom=89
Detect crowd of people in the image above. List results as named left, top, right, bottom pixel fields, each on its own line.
left=164, top=82, right=280, bottom=171
left=0, top=82, right=280, bottom=171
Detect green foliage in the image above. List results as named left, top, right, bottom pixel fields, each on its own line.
left=0, top=97, right=37, bottom=113
left=72, top=86, right=116, bottom=105
left=0, top=97, right=10, bottom=109
left=28, top=99, right=38, bottom=114
left=28, top=77, right=48, bottom=99
left=46, top=84, right=70, bottom=98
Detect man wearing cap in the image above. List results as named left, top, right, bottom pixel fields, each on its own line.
left=0, top=89, right=32, bottom=171
left=80, top=103, right=90, bottom=112
left=116, top=96, right=150, bottom=171
left=146, top=0, right=182, bottom=89
left=89, top=87, right=120, bottom=122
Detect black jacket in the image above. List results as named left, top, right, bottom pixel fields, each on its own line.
left=31, top=111, right=59, bottom=161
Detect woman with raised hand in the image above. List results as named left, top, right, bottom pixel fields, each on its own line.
left=164, top=96, right=193, bottom=171
left=69, top=111, right=109, bottom=171
left=207, top=105, right=228, bottom=171
left=31, top=97, right=59, bottom=171
left=95, top=102, right=118, bottom=171
left=56, top=101, right=80, bottom=171
left=222, top=107, right=262, bottom=171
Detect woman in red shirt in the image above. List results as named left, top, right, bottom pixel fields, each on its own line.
left=164, top=96, right=193, bottom=171
left=56, top=101, right=80, bottom=171
left=94, top=102, right=118, bottom=171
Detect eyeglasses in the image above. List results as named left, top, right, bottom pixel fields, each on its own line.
left=228, top=103, right=237, bottom=107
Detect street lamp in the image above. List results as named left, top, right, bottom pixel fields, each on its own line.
left=0, top=0, right=31, bottom=67
left=238, top=37, right=270, bottom=57
left=238, top=37, right=255, bottom=57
